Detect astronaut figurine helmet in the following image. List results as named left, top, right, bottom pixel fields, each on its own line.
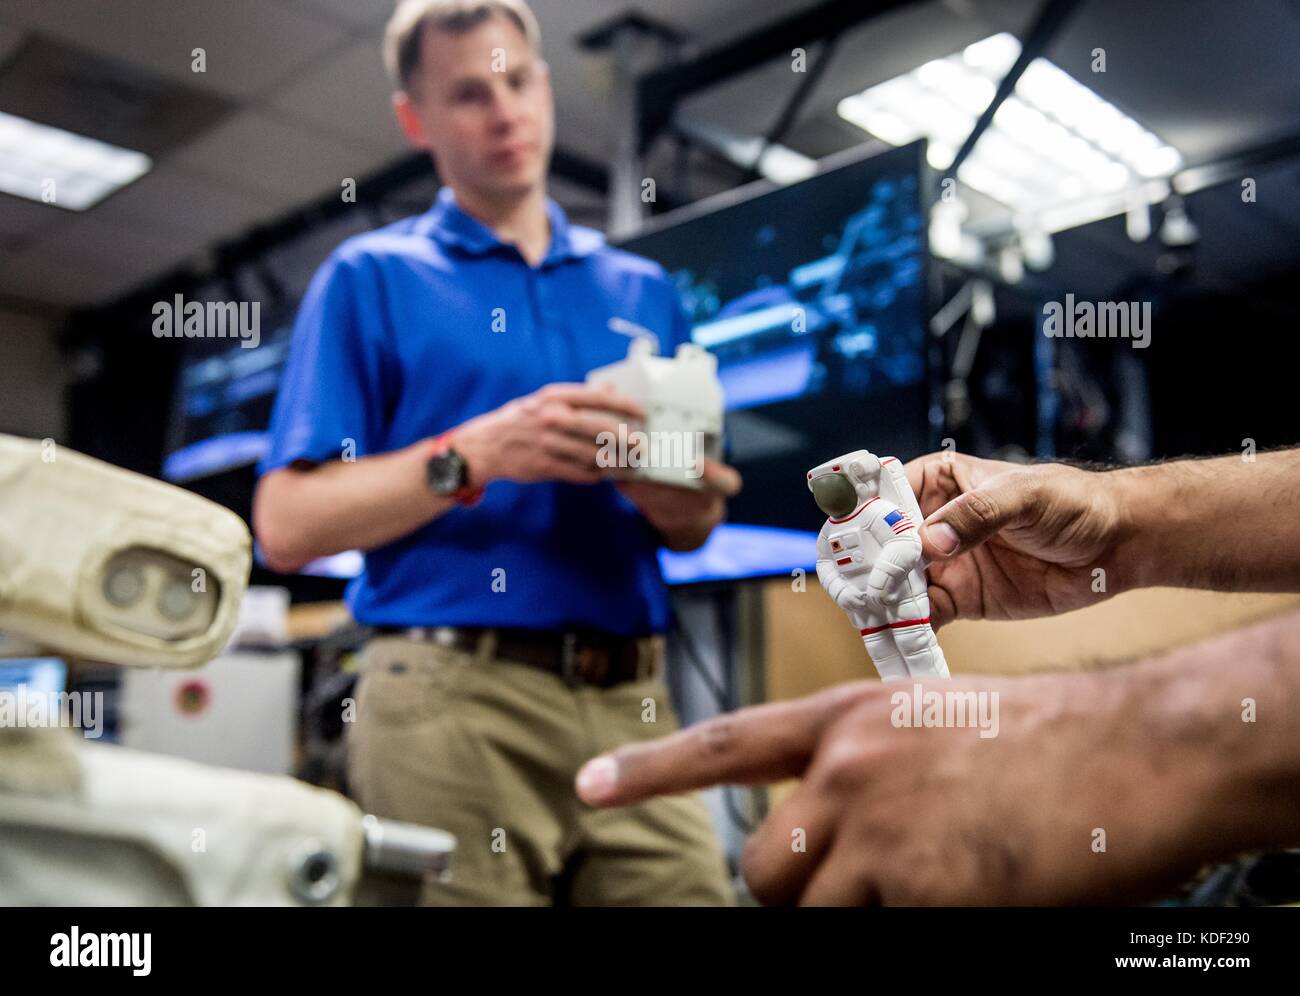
left=807, top=450, right=882, bottom=519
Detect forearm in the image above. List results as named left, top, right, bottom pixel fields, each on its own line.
left=1109, top=448, right=1300, bottom=593
left=253, top=440, right=455, bottom=571
left=1128, top=608, right=1300, bottom=859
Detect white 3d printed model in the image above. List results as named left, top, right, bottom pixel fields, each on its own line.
left=586, top=336, right=723, bottom=489
left=807, top=449, right=950, bottom=681
left=0, top=434, right=453, bottom=905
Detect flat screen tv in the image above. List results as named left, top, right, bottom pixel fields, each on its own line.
left=620, top=141, right=935, bottom=583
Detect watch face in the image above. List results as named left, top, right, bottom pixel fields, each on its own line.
left=426, top=451, right=466, bottom=494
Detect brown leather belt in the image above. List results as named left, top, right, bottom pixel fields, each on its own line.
left=372, top=625, right=657, bottom=688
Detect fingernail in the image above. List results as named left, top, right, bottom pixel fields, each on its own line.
left=576, top=756, right=618, bottom=802
left=926, top=522, right=960, bottom=556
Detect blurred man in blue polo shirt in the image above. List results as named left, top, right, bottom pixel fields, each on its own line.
left=253, top=0, right=738, bottom=905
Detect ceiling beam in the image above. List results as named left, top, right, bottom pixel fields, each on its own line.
left=636, top=0, right=922, bottom=152
left=944, top=0, right=1084, bottom=182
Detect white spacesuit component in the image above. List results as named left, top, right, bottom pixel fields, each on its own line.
left=808, top=449, right=950, bottom=681
left=0, top=434, right=453, bottom=905
left=0, top=434, right=250, bottom=669
left=586, top=336, right=723, bottom=489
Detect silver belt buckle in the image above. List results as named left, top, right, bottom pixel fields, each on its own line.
left=401, top=626, right=457, bottom=647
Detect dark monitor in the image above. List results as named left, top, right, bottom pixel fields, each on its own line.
left=161, top=317, right=293, bottom=484
left=620, top=141, right=935, bottom=582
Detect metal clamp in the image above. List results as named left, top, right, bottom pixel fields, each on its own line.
left=361, top=814, right=456, bottom=882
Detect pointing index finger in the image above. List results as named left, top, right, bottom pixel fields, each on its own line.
left=575, top=681, right=878, bottom=807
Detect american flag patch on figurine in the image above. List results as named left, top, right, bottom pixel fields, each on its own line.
left=883, top=509, right=914, bottom=533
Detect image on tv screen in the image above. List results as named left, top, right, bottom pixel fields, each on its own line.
left=619, top=141, right=933, bottom=553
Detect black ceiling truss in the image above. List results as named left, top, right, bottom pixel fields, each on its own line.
left=742, top=33, right=842, bottom=183
left=635, top=0, right=920, bottom=157
left=943, top=0, right=1085, bottom=183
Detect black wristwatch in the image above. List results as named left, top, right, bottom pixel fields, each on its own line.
left=425, top=437, right=483, bottom=505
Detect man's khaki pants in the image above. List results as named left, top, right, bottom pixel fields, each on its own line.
left=347, top=634, right=735, bottom=906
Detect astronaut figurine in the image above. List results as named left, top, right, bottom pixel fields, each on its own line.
left=807, top=449, right=950, bottom=681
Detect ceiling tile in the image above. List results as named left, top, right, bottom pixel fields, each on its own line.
left=0, top=0, right=349, bottom=100
left=0, top=245, right=133, bottom=308
left=0, top=193, right=62, bottom=243
left=268, top=36, right=409, bottom=152
left=173, top=108, right=399, bottom=202
left=92, top=164, right=285, bottom=242
left=285, top=0, right=397, bottom=28
left=0, top=15, right=27, bottom=65
left=28, top=213, right=208, bottom=280
left=0, top=35, right=236, bottom=161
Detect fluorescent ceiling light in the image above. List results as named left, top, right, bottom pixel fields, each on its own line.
left=837, top=33, right=1183, bottom=232
left=0, top=110, right=152, bottom=211
left=675, top=114, right=817, bottom=186
left=753, top=144, right=818, bottom=185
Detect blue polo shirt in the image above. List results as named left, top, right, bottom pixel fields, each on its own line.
left=260, top=187, right=691, bottom=636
